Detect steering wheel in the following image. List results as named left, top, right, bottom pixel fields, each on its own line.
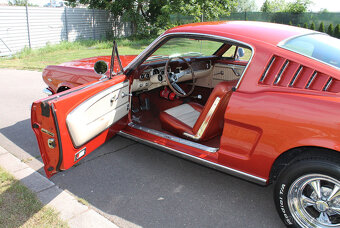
left=164, top=57, right=196, bottom=97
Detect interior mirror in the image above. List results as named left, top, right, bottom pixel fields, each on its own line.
left=94, top=60, right=108, bottom=75
left=237, top=47, right=245, bottom=58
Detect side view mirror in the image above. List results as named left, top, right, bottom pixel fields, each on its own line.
left=94, top=60, right=108, bottom=78
left=237, top=47, right=245, bottom=59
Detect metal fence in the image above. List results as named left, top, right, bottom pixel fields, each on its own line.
left=171, top=12, right=340, bottom=28
left=2, top=8, right=340, bottom=57
left=0, top=6, right=132, bottom=56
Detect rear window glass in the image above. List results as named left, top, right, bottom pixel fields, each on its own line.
left=280, top=33, right=340, bottom=69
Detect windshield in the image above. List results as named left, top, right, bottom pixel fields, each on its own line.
left=280, top=33, right=340, bottom=69
left=144, top=37, right=223, bottom=63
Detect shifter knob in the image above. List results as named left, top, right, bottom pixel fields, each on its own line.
left=192, top=94, right=202, bottom=99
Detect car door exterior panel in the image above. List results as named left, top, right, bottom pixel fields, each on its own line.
left=31, top=75, right=129, bottom=177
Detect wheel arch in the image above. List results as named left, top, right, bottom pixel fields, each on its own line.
left=269, top=146, right=340, bottom=184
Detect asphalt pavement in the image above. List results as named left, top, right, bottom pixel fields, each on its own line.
left=0, top=69, right=285, bottom=228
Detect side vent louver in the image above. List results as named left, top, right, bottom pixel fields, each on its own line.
left=323, top=77, right=333, bottom=91
left=259, top=55, right=340, bottom=93
left=305, top=71, right=317, bottom=89
left=259, top=56, right=275, bottom=83
left=289, top=66, right=303, bottom=87
left=274, top=60, right=289, bottom=85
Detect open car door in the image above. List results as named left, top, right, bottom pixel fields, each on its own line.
left=31, top=75, right=130, bottom=178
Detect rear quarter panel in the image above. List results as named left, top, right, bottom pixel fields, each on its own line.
left=218, top=42, right=340, bottom=181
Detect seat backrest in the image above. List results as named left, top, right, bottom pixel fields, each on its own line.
left=192, top=81, right=236, bottom=141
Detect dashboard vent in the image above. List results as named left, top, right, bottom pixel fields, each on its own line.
left=259, top=55, right=340, bottom=93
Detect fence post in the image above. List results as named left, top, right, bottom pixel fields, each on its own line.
left=64, top=7, right=68, bottom=41
left=25, top=4, right=31, bottom=48
left=92, top=9, right=95, bottom=39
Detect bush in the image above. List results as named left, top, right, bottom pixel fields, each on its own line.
left=289, top=21, right=293, bottom=26
left=328, top=24, right=334, bottom=36
left=334, top=24, right=340, bottom=38
left=303, top=22, right=308, bottom=28
left=310, top=22, right=315, bottom=30
left=297, top=24, right=301, bottom=27
left=318, top=22, right=325, bottom=32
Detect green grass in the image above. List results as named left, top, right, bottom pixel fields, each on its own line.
left=0, top=167, right=68, bottom=228
left=0, top=39, right=153, bottom=71
left=0, top=37, right=252, bottom=71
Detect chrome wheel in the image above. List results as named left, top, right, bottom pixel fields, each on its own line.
left=288, top=174, right=340, bottom=228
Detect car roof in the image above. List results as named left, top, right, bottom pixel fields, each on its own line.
left=165, top=21, right=314, bottom=46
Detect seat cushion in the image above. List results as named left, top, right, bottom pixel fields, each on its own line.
left=165, top=104, right=199, bottom=128
left=160, top=102, right=203, bottom=136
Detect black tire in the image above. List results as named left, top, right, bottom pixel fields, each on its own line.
left=274, top=158, right=340, bottom=228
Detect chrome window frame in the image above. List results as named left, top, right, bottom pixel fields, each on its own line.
left=124, top=32, right=254, bottom=90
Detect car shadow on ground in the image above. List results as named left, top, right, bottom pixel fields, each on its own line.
left=0, top=118, right=284, bottom=228
left=0, top=119, right=41, bottom=159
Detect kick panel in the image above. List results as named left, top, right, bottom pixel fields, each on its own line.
left=66, top=81, right=129, bottom=147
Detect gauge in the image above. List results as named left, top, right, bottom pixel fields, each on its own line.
left=161, top=70, right=165, bottom=75
left=158, top=74, right=163, bottom=82
left=140, top=74, right=145, bottom=80
left=145, top=73, right=150, bottom=79
left=153, top=69, right=159, bottom=75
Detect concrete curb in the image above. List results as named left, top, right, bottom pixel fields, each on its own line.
left=0, top=145, right=119, bottom=228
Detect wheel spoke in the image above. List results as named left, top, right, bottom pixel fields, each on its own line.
left=317, top=212, right=331, bottom=224
left=327, top=185, right=340, bottom=202
left=301, top=195, right=316, bottom=207
left=310, top=180, right=322, bottom=199
left=171, top=82, right=186, bottom=95
left=330, top=206, right=340, bottom=215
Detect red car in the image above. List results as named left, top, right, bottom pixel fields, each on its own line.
left=31, top=21, right=340, bottom=228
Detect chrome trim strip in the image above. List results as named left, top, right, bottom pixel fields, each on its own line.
left=259, top=56, right=275, bottom=83
left=323, top=77, right=333, bottom=91
left=128, top=122, right=218, bottom=153
left=289, top=66, right=303, bottom=87
left=305, top=71, right=317, bottom=89
left=183, top=97, right=221, bottom=141
left=274, top=60, right=289, bottom=85
left=118, top=131, right=267, bottom=186
left=277, top=32, right=321, bottom=47
left=124, top=32, right=254, bottom=90
left=43, top=88, right=53, bottom=96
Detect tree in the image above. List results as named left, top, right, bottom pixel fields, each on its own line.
left=310, top=22, right=315, bottom=30
left=8, top=0, right=37, bottom=6
left=318, top=22, right=325, bottom=32
left=328, top=24, right=334, bottom=36
left=334, top=24, right=340, bottom=38
left=260, top=0, right=310, bottom=13
left=65, top=0, right=237, bottom=36
left=261, top=0, right=286, bottom=12
left=234, top=0, right=257, bottom=12
left=285, top=0, right=311, bottom=13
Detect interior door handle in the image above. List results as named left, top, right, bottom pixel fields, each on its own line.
left=214, top=70, right=224, bottom=76
left=110, top=95, right=116, bottom=104
left=122, top=92, right=132, bottom=98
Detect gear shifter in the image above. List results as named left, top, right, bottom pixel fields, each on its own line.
left=192, top=94, right=202, bottom=99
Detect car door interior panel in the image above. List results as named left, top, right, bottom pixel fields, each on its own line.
left=66, top=81, right=129, bottom=147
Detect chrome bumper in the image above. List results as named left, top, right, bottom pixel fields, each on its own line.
left=43, top=88, right=53, bottom=96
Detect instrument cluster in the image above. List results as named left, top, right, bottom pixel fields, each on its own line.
left=140, top=66, right=181, bottom=82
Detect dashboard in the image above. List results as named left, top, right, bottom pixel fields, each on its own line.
left=131, top=58, right=213, bottom=92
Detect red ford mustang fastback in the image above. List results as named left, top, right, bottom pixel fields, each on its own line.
left=31, top=21, right=340, bottom=228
